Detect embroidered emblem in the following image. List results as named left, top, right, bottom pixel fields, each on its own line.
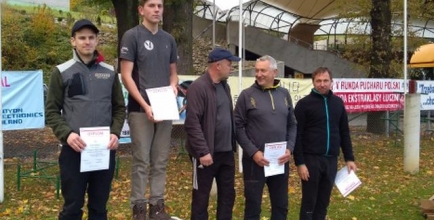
left=95, top=73, right=111, bottom=79
left=120, top=46, right=129, bottom=54
left=250, top=97, right=256, bottom=108
left=144, top=40, right=154, bottom=50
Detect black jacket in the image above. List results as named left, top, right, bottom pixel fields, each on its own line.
left=184, top=72, right=236, bottom=159
left=293, top=89, right=355, bottom=166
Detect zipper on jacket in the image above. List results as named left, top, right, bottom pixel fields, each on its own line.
left=268, top=90, right=275, bottom=110
left=323, top=97, right=330, bottom=155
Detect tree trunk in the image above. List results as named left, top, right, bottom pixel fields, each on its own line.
left=163, top=0, right=194, bottom=75
left=111, top=0, right=138, bottom=72
left=367, top=0, right=391, bottom=133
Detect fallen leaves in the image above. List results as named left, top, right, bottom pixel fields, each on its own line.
left=1, top=128, right=434, bottom=219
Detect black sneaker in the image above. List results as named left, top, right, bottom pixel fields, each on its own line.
left=149, top=200, right=171, bottom=220
left=132, top=202, right=147, bottom=220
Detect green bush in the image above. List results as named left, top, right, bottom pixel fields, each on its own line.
left=1, top=4, right=117, bottom=83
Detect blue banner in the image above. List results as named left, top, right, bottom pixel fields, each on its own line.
left=2, top=70, right=45, bottom=130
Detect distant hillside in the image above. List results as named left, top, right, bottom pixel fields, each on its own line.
left=4, top=0, right=69, bottom=10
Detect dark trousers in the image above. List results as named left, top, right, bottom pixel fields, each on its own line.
left=299, top=155, right=337, bottom=220
left=191, top=151, right=235, bottom=220
left=58, top=145, right=116, bottom=220
left=242, top=156, right=289, bottom=220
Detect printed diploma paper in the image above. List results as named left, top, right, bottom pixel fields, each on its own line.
left=146, top=86, right=180, bottom=121
left=80, top=127, right=110, bottom=172
left=334, top=166, right=362, bottom=197
left=264, top=141, right=287, bottom=177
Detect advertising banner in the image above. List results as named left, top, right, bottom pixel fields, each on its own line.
left=118, top=75, right=434, bottom=142
left=417, top=80, right=434, bottom=110
left=226, top=77, right=312, bottom=106
left=2, top=70, right=45, bottom=130
left=332, top=78, right=405, bottom=113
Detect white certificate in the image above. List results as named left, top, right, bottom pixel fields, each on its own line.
left=335, top=166, right=362, bottom=197
left=264, top=141, right=287, bottom=177
left=146, top=86, right=180, bottom=121
left=80, top=126, right=110, bottom=172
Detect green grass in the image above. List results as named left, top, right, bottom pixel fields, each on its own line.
left=0, top=132, right=433, bottom=219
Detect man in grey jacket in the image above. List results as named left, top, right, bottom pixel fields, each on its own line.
left=234, top=55, right=297, bottom=220
left=45, top=19, right=125, bottom=220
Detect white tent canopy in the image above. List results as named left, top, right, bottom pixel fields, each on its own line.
left=195, top=0, right=434, bottom=41
left=200, top=0, right=338, bottom=19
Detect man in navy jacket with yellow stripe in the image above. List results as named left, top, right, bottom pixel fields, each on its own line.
left=293, top=67, right=357, bottom=220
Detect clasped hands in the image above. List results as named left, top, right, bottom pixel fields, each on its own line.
left=252, top=149, right=291, bottom=167
left=67, top=132, right=119, bottom=152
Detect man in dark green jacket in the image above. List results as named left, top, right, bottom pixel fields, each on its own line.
left=45, top=19, right=125, bottom=220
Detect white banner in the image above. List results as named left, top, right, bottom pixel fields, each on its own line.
left=332, top=78, right=405, bottom=112
left=332, top=78, right=404, bottom=92
left=417, top=81, right=434, bottom=110
left=118, top=76, right=434, bottom=143
left=226, top=77, right=312, bottom=106
left=2, top=70, right=45, bottom=130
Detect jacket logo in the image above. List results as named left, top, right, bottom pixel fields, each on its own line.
left=120, top=46, right=129, bottom=55
left=144, top=40, right=154, bottom=51
left=95, top=73, right=110, bottom=79
left=284, top=97, right=288, bottom=107
left=250, top=97, right=256, bottom=108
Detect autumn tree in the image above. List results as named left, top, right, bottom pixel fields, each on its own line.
left=163, top=0, right=193, bottom=75
left=335, top=0, right=431, bottom=133
left=364, top=0, right=391, bottom=133
left=1, top=4, right=72, bottom=82
left=110, top=0, right=138, bottom=72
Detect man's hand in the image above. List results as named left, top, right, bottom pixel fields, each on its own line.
left=252, top=151, right=269, bottom=167
left=199, top=153, right=213, bottom=167
left=143, top=104, right=161, bottom=123
left=346, top=161, right=357, bottom=173
left=107, top=134, right=119, bottom=150
left=67, top=132, right=86, bottom=152
left=278, top=149, right=291, bottom=165
left=297, top=165, right=310, bottom=181
left=171, top=84, right=178, bottom=96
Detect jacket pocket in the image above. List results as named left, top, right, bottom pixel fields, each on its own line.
left=68, top=73, right=86, bottom=98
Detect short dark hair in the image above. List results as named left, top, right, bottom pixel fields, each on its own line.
left=312, top=67, right=332, bottom=81
left=139, top=0, right=162, bottom=6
